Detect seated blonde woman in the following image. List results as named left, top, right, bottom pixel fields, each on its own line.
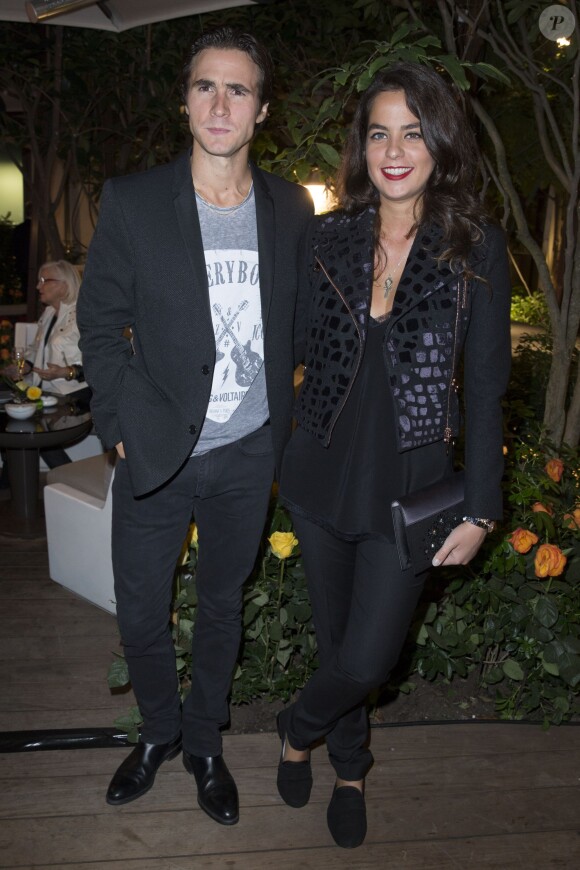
left=18, top=260, right=91, bottom=467
left=21, top=260, right=89, bottom=398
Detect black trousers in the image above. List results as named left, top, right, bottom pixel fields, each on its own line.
left=111, top=425, right=275, bottom=756
left=287, top=514, right=428, bottom=780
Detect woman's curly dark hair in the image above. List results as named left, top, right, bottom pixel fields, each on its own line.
left=336, top=62, right=486, bottom=270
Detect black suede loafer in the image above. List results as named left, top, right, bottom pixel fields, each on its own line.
left=106, top=735, right=182, bottom=806
left=327, top=784, right=367, bottom=848
left=183, top=751, right=239, bottom=826
left=276, top=710, right=312, bottom=808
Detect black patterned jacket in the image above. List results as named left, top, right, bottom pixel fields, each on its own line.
left=294, top=207, right=512, bottom=518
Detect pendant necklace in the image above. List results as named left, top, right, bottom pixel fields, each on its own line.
left=382, top=240, right=409, bottom=298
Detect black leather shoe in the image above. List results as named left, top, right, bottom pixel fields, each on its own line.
left=327, top=784, right=367, bottom=848
left=183, top=752, right=239, bottom=825
left=276, top=710, right=312, bottom=808
left=106, top=735, right=182, bottom=806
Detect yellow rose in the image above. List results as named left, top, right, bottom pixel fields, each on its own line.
left=179, top=523, right=198, bottom=564
left=26, top=386, right=42, bottom=401
left=545, top=458, right=564, bottom=483
left=269, top=531, right=298, bottom=560
left=508, top=527, right=539, bottom=554
left=534, top=543, right=567, bottom=578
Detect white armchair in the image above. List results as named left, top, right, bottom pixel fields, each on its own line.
left=14, top=321, right=39, bottom=350
left=44, top=452, right=117, bottom=614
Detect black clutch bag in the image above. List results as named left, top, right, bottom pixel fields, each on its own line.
left=391, top=472, right=465, bottom=574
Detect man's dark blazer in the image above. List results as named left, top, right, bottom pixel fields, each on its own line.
left=77, top=151, right=313, bottom=497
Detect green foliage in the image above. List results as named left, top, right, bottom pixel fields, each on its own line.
left=113, top=706, right=143, bottom=745
left=412, top=438, right=580, bottom=726
left=510, top=291, right=549, bottom=326
left=505, top=332, right=578, bottom=440
left=260, top=16, right=496, bottom=186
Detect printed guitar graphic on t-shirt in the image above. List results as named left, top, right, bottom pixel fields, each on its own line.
left=214, top=300, right=248, bottom=362
left=213, top=302, right=262, bottom=387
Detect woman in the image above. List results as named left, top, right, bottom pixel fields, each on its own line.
left=21, top=260, right=90, bottom=466
left=23, top=260, right=89, bottom=399
left=277, top=63, right=511, bottom=848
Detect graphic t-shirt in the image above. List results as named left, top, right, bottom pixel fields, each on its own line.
left=192, top=186, right=269, bottom=455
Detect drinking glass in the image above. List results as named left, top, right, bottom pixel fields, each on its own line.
left=12, top=347, right=27, bottom=377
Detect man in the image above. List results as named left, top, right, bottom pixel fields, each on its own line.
left=77, top=27, right=313, bottom=826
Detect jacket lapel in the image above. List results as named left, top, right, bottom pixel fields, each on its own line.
left=251, top=164, right=275, bottom=331
left=390, top=224, right=456, bottom=320
left=54, top=302, right=71, bottom=330
left=172, top=152, right=211, bottom=318
left=315, top=208, right=375, bottom=336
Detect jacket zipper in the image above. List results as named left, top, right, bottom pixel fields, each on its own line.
left=315, top=255, right=364, bottom=445
left=444, top=276, right=467, bottom=447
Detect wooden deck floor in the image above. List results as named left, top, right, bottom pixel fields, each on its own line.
left=1, top=535, right=579, bottom=869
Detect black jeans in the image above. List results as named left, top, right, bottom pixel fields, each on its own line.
left=287, top=514, right=428, bottom=781
left=111, top=425, right=275, bottom=756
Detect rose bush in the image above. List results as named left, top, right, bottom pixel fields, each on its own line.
left=411, top=438, right=580, bottom=725
left=0, top=320, right=12, bottom=360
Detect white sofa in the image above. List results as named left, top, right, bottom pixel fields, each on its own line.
left=44, top=452, right=117, bottom=614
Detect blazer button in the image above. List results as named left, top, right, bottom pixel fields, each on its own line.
left=201, top=365, right=210, bottom=375
left=189, top=424, right=197, bottom=435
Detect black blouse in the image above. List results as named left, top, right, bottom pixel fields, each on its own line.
left=280, top=315, right=452, bottom=541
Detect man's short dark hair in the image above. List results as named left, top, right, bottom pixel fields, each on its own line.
left=181, top=26, right=273, bottom=106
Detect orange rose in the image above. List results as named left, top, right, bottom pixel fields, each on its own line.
left=508, top=527, right=539, bottom=554
left=0, top=348, right=9, bottom=360
left=534, top=543, right=567, bottom=578
left=532, top=502, right=553, bottom=515
left=563, top=509, right=580, bottom=530
left=545, top=458, right=564, bottom=482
